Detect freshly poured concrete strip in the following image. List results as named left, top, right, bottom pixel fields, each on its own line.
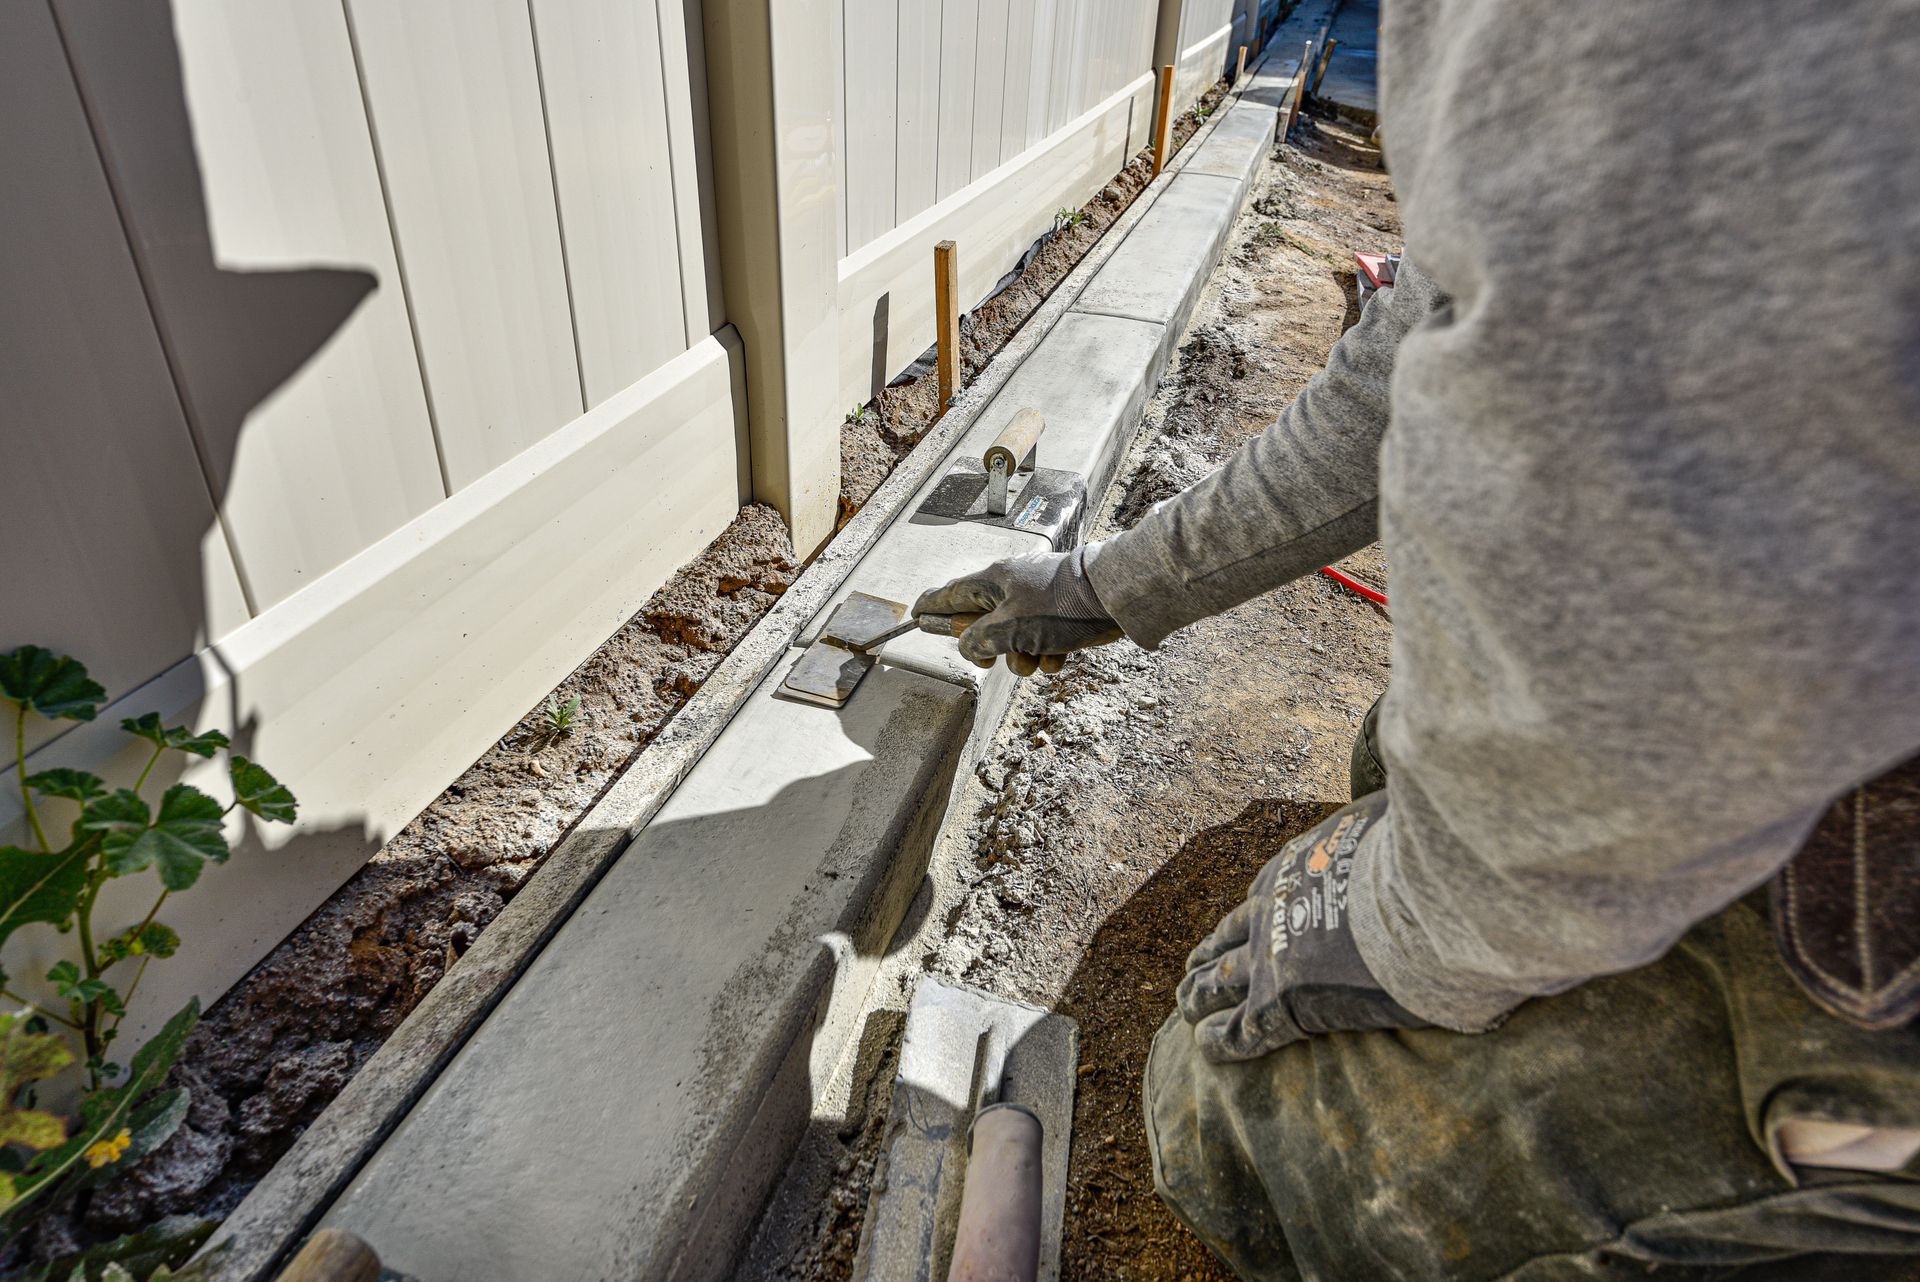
left=320, top=652, right=974, bottom=1282
left=933, top=311, right=1171, bottom=521
left=1181, top=99, right=1281, bottom=186
left=227, top=65, right=1292, bottom=1282
left=1070, top=173, right=1248, bottom=331
left=202, top=43, right=1204, bottom=1273
left=794, top=312, right=1167, bottom=690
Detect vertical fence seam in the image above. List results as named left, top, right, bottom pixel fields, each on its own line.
left=652, top=0, right=696, bottom=352
left=339, top=0, right=454, bottom=499
left=523, top=0, right=590, bottom=415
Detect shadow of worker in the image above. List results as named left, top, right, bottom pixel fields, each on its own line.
left=4, top=0, right=376, bottom=732
left=1, top=1, right=389, bottom=1058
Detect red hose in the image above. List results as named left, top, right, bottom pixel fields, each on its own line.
left=1319, top=566, right=1388, bottom=607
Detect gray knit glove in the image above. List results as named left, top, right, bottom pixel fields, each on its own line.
left=1176, top=791, right=1429, bottom=1062
left=913, top=544, right=1124, bottom=676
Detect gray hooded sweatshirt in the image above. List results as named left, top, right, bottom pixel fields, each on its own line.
left=1086, top=0, right=1920, bottom=1031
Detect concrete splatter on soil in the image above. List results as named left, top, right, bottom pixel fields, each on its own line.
left=837, top=83, right=1232, bottom=528
left=754, top=111, right=1400, bottom=1281
left=34, top=506, right=796, bottom=1258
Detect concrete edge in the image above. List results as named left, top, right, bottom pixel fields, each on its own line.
left=746, top=74, right=1297, bottom=1277
left=204, top=87, right=1257, bottom=1282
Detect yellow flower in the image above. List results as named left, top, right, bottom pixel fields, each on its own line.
left=82, top=1128, right=131, bottom=1169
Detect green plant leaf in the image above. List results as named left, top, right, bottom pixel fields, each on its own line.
left=20, top=1215, right=216, bottom=1282
left=0, top=1017, right=71, bottom=1094
left=59, top=1085, right=189, bottom=1195
left=0, top=844, right=91, bottom=954
left=81, top=790, right=150, bottom=856
left=8, top=1003, right=198, bottom=1225
left=127, top=1000, right=196, bottom=1086
left=0, top=648, right=105, bottom=723
left=46, top=963, right=125, bottom=1017
left=0, top=1011, right=73, bottom=1165
left=118, top=713, right=229, bottom=760
left=98, top=786, right=225, bottom=890
left=0, top=1108, right=64, bottom=1152
left=24, top=769, right=107, bottom=805
left=229, top=756, right=296, bottom=824
left=101, top=922, right=180, bottom=965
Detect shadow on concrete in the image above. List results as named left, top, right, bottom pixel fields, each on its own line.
left=296, top=673, right=971, bottom=1281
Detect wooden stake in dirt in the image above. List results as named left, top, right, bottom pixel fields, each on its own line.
left=1286, top=41, right=1313, bottom=136
left=1312, top=37, right=1339, bottom=95
left=934, top=239, right=960, bottom=414
left=1151, top=63, right=1175, bottom=178
left=273, top=1229, right=380, bottom=1282
left=1236, top=44, right=1247, bottom=85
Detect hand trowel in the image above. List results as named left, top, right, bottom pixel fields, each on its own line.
left=778, top=591, right=981, bottom=709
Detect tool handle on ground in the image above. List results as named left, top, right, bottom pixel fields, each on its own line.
left=274, top=1228, right=380, bottom=1282
left=947, top=1103, right=1043, bottom=1282
left=983, top=409, right=1045, bottom=476
left=917, top=612, right=986, bottom=638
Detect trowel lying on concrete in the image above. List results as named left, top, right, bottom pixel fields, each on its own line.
left=779, top=592, right=981, bottom=709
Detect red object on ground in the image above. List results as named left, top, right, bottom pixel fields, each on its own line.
left=1355, top=252, right=1395, bottom=289
left=1319, top=565, right=1388, bottom=606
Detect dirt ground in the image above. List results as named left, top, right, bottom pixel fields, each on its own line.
left=837, top=83, right=1230, bottom=528
left=756, top=109, right=1403, bottom=1280
left=20, top=81, right=1241, bottom=1269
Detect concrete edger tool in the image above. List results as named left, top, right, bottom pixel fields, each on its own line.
left=778, top=591, right=982, bottom=709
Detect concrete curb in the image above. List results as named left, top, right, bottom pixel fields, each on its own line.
left=202, top=78, right=1269, bottom=1282
left=304, top=83, right=1287, bottom=1276
left=279, top=66, right=1293, bottom=1282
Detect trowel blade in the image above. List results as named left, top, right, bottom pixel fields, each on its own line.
left=820, top=591, right=913, bottom=653
left=778, top=641, right=875, bottom=709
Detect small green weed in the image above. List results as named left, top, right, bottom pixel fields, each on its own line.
left=541, top=693, right=580, bottom=736
left=1052, top=207, right=1088, bottom=233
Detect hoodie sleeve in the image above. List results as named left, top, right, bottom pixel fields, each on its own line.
left=1086, top=259, right=1446, bottom=648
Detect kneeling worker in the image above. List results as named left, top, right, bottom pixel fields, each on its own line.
left=916, top=3, right=1920, bottom=1277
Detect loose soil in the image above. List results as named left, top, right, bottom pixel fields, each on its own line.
left=17, top=80, right=1242, bottom=1271
left=837, top=82, right=1231, bottom=528
left=754, top=110, right=1402, bottom=1281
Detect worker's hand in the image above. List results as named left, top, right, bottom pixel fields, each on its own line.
left=913, top=544, right=1124, bottom=676
left=1175, top=791, right=1429, bottom=1062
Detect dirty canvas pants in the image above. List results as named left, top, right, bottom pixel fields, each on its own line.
left=1143, top=701, right=1920, bottom=1280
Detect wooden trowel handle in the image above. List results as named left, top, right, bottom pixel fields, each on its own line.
left=916, top=612, right=985, bottom=638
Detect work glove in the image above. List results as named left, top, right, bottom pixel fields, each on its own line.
left=913, top=544, right=1124, bottom=676
left=1176, top=790, right=1430, bottom=1062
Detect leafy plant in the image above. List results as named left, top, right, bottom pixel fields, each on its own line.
left=1052, top=207, right=1087, bottom=233
left=540, top=693, right=580, bottom=737
left=19, top=1213, right=217, bottom=1281
left=0, top=645, right=298, bottom=1258
left=844, top=403, right=877, bottom=428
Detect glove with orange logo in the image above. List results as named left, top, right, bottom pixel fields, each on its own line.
left=1175, top=790, right=1429, bottom=1063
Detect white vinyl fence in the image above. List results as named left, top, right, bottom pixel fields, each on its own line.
left=2, top=0, right=1269, bottom=1046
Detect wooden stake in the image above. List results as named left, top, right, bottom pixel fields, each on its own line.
left=1151, top=63, right=1175, bottom=178
left=274, top=1229, right=380, bottom=1282
left=1235, top=44, right=1247, bottom=85
left=1285, top=41, right=1312, bottom=136
left=934, top=239, right=960, bottom=414
left=1312, top=37, right=1339, bottom=95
